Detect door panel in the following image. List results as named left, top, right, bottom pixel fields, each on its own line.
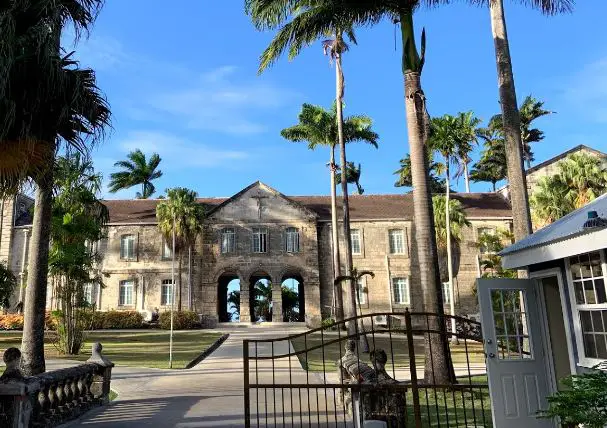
left=477, top=278, right=554, bottom=428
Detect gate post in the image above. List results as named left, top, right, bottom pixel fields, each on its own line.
left=243, top=339, right=250, bottom=428
left=405, top=309, right=422, bottom=428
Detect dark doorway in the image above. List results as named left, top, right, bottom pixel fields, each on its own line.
left=250, top=273, right=272, bottom=322
left=281, top=274, right=305, bottom=322
left=218, top=275, right=240, bottom=322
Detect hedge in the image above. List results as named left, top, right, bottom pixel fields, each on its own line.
left=159, top=311, right=200, bottom=330
left=91, top=311, right=144, bottom=329
left=0, top=313, right=57, bottom=330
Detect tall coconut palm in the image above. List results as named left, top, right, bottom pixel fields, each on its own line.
left=156, top=188, right=204, bottom=311
left=281, top=102, right=379, bottom=320
left=109, top=149, right=163, bottom=199
left=484, top=0, right=571, bottom=241
left=0, top=0, right=109, bottom=375
left=247, top=0, right=363, bottom=333
left=335, top=162, right=365, bottom=195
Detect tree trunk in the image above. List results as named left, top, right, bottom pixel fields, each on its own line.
left=445, top=162, right=458, bottom=345
left=403, top=68, right=454, bottom=384
left=178, top=252, right=183, bottom=311
left=188, top=245, right=192, bottom=311
left=463, top=162, right=471, bottom=193
left=329, top=145, right=343, bottom=322
left=489, top=0, right=532, bottom=241
left=21, top=164, right=54, bottom=375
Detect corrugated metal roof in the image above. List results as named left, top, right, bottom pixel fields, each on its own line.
left=500, top=192, right=607, bottom=255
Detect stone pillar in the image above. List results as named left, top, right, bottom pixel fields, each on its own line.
left=239, top=278, right=251, bottom=323
left=271, top=279, right=283, bottom=323
left=86, top=343, right=114, bottom=404
left=0, top=347, right=38, bottom=428
left=304, top=280, right=322, bottom=328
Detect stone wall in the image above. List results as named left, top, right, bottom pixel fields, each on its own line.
left=0, top=198, right=14, bottom=265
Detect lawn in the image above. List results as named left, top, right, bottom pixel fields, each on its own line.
left=291, top=333, right=485, bottom=373
left=0, top=330, right=224, bottom=369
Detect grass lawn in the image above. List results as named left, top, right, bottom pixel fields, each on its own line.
left=291, top=333, right=485, bottom=373
left=0, top=330, right=223, bottom=370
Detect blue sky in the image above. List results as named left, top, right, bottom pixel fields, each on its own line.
left=64, top=1, right=607, bottom=199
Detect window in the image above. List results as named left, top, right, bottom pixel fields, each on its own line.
left=161, top=279, right=174, bottom=306
left=119, top=280, right=134, bottom=306
left=392, top=277, right=409, bottom=305
left=285, top=227, right=300, bottom=253
left=120, top=235, right=136, bottom=260
left=221, top=228, right=235, bottom=254
left=388, top=229, right=405, bottom=254
left=442, top=282, right=451, bottom=305
left=356, top=278, right=367, bottom=305
left=83, top=284, right=95, bottom=305
left=477, top=227, right=496, bottom=254
left=351, top=229, right=362, bottom=255
left=569, top=251, right=607, bottom=361
left=162, top=240, right=172, bottom=259
left=252, top=228, right=268, bottom=253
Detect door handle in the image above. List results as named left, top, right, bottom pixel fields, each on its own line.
left=488, top=353, right=495, bottom=359
left=486, top=339, right=493, bottom=345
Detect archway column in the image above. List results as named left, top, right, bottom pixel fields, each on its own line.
left=271, top=277, right=282, bottom=323
left=239, top=276, right=251, bottom=323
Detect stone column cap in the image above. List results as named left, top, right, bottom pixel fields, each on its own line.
left=86, top=343, right=114, bottom=368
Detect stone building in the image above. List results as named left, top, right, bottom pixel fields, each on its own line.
left=0, top=181, right=512, bottom=327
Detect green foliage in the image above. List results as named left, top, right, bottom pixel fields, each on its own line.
left=109, top=149, right=163, bottom=199
left=335, top=161, right=365, bottom=194
left=475, top=229, right=516, bottom=279
left=281, top=285, right=300, bottom=322
left=156, top=187, right=205, bottom=253
left=321, top=317, right=336, bottom=329
left=91, top=311, right=144, bottom=329
left=531, top=152, right=607, bottom=227
left=227, top=290, right=240, bottom=320
left=432, top=196, right=471, bottom=248
left=394, top=153, right=447, bottom=192
left=159, top=311, right=200, bottom=330
left=538, top=369, right=607, bottom=428
left=0, top=261, right=17, bottom=309
left=470, top=127, right=507, bottom=191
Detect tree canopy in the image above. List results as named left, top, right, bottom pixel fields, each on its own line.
left=109, top=149, right=163, bottom=199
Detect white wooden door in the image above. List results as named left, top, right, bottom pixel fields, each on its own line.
left=477, top=278, right=554, bottom=428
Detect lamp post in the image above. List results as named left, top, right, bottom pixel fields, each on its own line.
left=169, top=212, right=176, bottom=368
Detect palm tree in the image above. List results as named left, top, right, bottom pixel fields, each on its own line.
left=253, top=279, right=272, bottom=322
left=485, top=0, right=571, bottom=242
left=109, top=149, right=163, bottom=199
left=531, top=153, right=607, bottom=227
left=470, top=128, right=507, bottom=191
left=1, top=0, right=109, bottom=375
left=156, top=188, right=204, bottom=311
left=454, top=112, right=481, bottom=192
left=394, top=153, right=446, bottom=193
left=248, top=1, right=364, bottom=332
left=281, top=102, right=379, bottom=319
left=335, top=162, right=365, bottom=195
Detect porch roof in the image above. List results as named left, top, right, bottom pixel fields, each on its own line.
left=501, top=193, right=607, bottom=269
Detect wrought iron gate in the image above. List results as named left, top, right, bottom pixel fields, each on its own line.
left=243, top=310, right=492, bottom=427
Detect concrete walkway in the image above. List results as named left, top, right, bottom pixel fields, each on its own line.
left=62, top=327, right=313, bottom=428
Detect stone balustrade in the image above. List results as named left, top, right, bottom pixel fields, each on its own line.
left=0, top=342, right=114, bottom=428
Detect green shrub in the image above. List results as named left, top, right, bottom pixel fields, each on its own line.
left=0, top=312, right=58, bottom=330
left=321, top=317, right=335, bottom=329
left=159, top=311, right=200, bottom=330
left=538, top=368, right=607, bottom=428
left=91, top=311, right=144, bottom=329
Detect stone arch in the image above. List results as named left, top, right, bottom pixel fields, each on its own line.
left=212, top=267, right=245, bottom=284
left=277, top=266, right=308, bottom=284
left=279, top=268, right=306, bottom=323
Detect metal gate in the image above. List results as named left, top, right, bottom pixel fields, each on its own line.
left=243, top=310, right=492, bottom=427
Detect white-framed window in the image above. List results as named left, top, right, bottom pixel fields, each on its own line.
left=351, top=229, right=362, bottom=255
left=388, top=229, right=405, bottom=254
left=161, top=279, right=174, bottom=306
left=477, top=227, right=496, bottom=254
left=221, top=228, right=236, bottom=254
left=392, top=277, right=410, bottom=305
left=119, top=280, right=134, bottom=306
left=442, top=282, right=451, bottom=305
left=567, top=251, right=607, bottom=364
left=83, top=284, right=95, bottom=306
left=356, top=278, right=368, bottom=305
left=162, top=240, right=172, bottom=259
left=252, top=227, right=268, bottom=253
left=120, top=235, right=136, bottom=260
left=285, top=227, right=300, bottom=253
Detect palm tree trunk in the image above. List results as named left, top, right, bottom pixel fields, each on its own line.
left=188, top=245, right=192, bottom=311
left=402, top=47, right=453, bottom=385
left=178, top=252, right=183, bottom=311
left=489, top=0, right=532, bottom=241
left=445, top=161, right=458, bottom=345
left=329, top=146, right=344, bottom=322
left=463, top=162, right=471, bottom=193
left=21, top=163, right=54, bottom=375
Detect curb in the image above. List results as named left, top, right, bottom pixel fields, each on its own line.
left=184, top=333, right=229, bottom=369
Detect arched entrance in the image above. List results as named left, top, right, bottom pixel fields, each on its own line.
left=249, top=272, right=272, bottom=322
left=281, top=274, right=305, bottom=322
left=218, top=275, right=240, bottom=322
